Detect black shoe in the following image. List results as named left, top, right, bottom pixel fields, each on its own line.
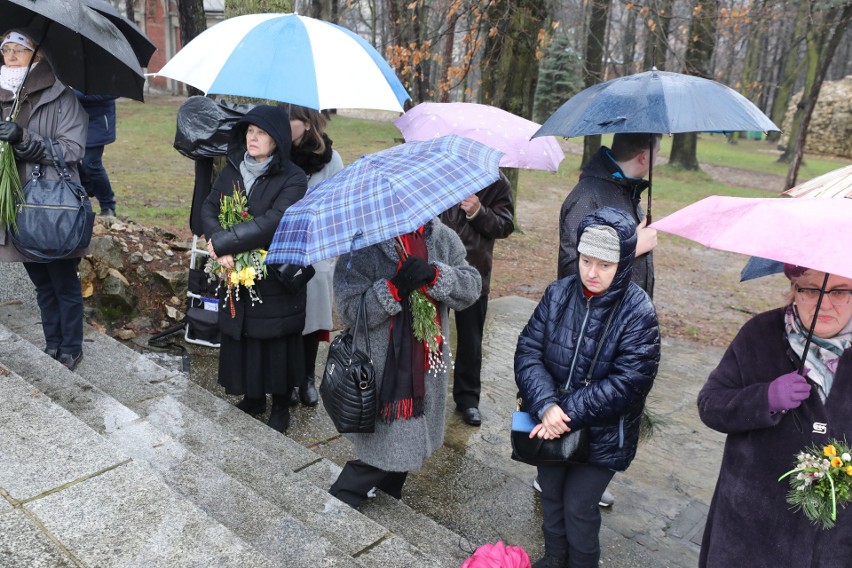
left=299, top=377, right=319, bottom=406
left=58, top=352, right=83, bottom=371
left=235, top=396, right=266, bottom=415
left=267, top=404, right=290, bottom=433
left=461, top=407, right=482, bottom=426
left=44, top=347, right=58, bottom=359
left=288, top=387, right=299, bottom=406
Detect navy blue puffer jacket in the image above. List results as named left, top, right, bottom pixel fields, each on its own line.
left=514, top=207, right=660, bottom=471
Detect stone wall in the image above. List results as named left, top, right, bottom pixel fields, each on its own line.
left=781, top=75, right=852, bottom=158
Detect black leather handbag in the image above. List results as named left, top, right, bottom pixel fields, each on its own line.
left=511, top=301, right=619, bottom=467
left=320, top=293, right=377, bottom=434
left=11, top=140, right=95, bottom=262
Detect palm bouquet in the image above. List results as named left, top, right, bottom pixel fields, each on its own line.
left=778, top=438, right=852, bottom=529
left=205, top=183, right=268, bottom=316
left=0, top=108, right=23, bottom=231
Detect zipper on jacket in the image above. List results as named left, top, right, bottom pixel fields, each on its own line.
left=618, top=417, right=625, bottom=448
left=563, top=296, right=592, bottom=390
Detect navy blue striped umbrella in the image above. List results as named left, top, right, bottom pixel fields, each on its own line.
left=266, top=135, right=503, bottom=266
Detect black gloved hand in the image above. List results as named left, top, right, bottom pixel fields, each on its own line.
left=0, top=121, right=23, bottom=144
left=390, top=256, right=436, bottom=298
left=12, top=137, right=45, bottom=161
left=270, top=263, right=316, bottom=293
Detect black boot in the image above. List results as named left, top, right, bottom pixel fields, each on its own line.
left=288, top=387, right=299, bottom=406
left=236, top=396, right=266, bottom=415
left=267, top=395, right=290, bottom=433
left=299, top=375, right=319, bottom=406
left=532, top=531, right=568, bottom=568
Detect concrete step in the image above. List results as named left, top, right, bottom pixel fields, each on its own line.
left=0, top=355, right=272, bottom=567
left=0, top=301, right=469, bottom=567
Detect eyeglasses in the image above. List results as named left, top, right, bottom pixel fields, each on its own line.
left=795, top=285, right=852, bottom=306
left=1, top=48, right=30, bottom=56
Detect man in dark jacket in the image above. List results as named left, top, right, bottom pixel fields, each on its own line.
left=558, top=133, right=660, bottom=296
left=74, top=91, right=118, bottom=216
left=440, top=173, right=514, bottom=425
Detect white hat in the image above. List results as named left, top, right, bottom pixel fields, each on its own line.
left=1, top=31, right=35, bottom=52
left=577, top=225, right=621, bottom=263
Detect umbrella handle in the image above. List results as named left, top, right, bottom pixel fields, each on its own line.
left=797, top=272, right=830, bottom=374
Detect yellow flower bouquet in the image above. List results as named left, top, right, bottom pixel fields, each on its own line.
left=779, top=439, right=852, bottom=529
left=205, top=184, right=268, bottom=316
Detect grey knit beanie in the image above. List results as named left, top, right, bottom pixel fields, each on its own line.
left=577, top=225, right=621, bottom=263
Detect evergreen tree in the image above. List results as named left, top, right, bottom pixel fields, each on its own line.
left=533, top=33, right=583, bottom=124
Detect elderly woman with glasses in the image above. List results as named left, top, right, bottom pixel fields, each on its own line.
left=697, top=264, right=852, bottom=567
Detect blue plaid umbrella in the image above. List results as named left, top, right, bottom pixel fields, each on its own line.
left=266, top=135, right=503, bottom=266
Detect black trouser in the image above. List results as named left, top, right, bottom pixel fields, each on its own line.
left=300, top=330, right=321, bottom=387
left=452, top=294, right=488, bottom=410
left=329, top=459, right=408, bottom=509
left=23, top=258, right=83, bottom=355
left=537, top=462, right=615, bottom=568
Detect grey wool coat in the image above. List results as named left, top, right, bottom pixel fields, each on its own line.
left=333, top=219, right=482, bottom=472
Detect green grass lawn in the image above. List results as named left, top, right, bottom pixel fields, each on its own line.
left=107, top=95, right=845, bottom=236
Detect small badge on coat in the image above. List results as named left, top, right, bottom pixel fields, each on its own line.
left=812, top=422, right=827, bottom=434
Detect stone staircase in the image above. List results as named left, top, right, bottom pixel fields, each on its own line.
left=0, top=300, right=470, bottom=568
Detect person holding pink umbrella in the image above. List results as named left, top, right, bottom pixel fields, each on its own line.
left=697, top=264, right=852, bottom=566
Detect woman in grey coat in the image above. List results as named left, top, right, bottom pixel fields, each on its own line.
left=0, top=29, right=88, bottom=370
left=329, top=218, right=481, bottom=509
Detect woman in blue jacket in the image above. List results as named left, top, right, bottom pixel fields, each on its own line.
left=515, top=207, right=660, bottom=568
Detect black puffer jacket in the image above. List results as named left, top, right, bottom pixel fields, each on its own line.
left=515, top=207, right=660, bottom=471
left=200, top=105, right=308, bottom=340
left=558, top=146, right=654, bottom=296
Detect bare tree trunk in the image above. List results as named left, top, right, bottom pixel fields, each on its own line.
left=782, top=3, right=852, bottom=188
left=642, top=0, right=673, bottom=71
left=124, top=0, right=134, bottom=21
left=178, top=0, right=208, bottom=97
left=438, top=11, right=459, bottom=103
left=581, top=0, right=612, bottom=166
left=766, top=2, right=807, bottom=143
left=622, top=6, right=637, bottom=74
left=669, top=0, right=719, bottom=170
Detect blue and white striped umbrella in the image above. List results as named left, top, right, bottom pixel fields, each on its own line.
left=266, top=135, right=503, bottom=266
left=154, top=13, right=410, bottom=112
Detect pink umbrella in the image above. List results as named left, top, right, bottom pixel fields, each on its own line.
left=649, top=196, right=852, bottom=280
left=459, top=541, right=531, bottom=568
left=782, top=164, right=852, bottom=198
left=394, top=102, right=565, bottom=172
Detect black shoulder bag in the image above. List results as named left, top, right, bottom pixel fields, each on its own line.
left=320, top=293, right=377, bottom=433
left=11, top=140, right=95, bottom=262
left=510, top=303, right=619, bottom=466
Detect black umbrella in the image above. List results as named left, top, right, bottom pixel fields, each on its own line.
left=82, top=0, right=156, bottom=67
left=0, top=0, right=145, bottom=101
left=533, top=69, right=780, bottom=222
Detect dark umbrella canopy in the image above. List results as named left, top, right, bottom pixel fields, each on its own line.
left=0, top=0, right=145, bottom=101
left=81, top=0, right=155, bottom=67
left=534, top=70, right=779, bottom=138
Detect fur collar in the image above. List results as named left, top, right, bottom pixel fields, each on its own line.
left=290, top=133, right=334, bottom=175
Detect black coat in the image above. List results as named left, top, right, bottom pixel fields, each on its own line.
left=439, top=173, right=514, bottom=297
left=515, top=207, right=660, bottom=471
left=201, top=107, right=308, bottom=340
left=698, top=307, right=852, bottom=567
left=557, top=146, right=654, bottom=296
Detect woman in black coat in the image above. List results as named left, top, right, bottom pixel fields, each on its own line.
left=698, top=265, right=852, bottom=567
left=515, top=207, right=660, bottom=568
left=201, top=105, right=308, bottom=433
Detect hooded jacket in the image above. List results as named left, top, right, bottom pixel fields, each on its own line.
left=515, top=207, right=660, bottom=471
left=557, top=146, right=654, bottom=297
left=200, top=105, right=308, bottom=340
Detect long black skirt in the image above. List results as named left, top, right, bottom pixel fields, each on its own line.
left=218, top=333, right=305, bottom=398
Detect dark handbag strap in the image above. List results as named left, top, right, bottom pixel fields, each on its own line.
left=31, top=139, right=72, bottom=181
left=562, top=297, right=623, bottom=391
left=351, top=292, right=371, bottom=359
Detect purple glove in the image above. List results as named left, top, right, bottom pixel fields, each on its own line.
left=767, top=370, right=811, bottom=413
